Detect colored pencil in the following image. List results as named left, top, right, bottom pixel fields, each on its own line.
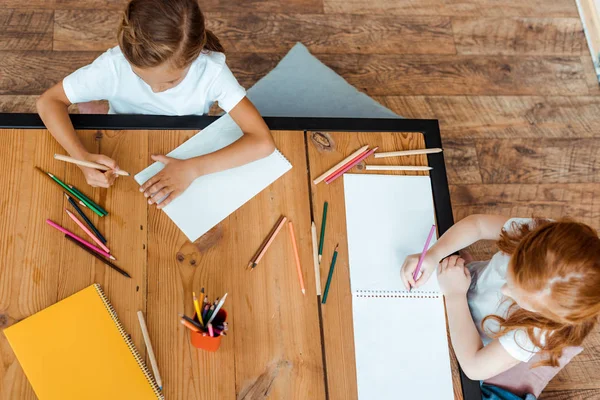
left=325, top=148, right=370, bottom=182
left=207, top=323, right=214, bottom=337
left=34, top=166, right=105, bottom=217
left=325, top=147, right=379, bottom=184
left=202, top=304, right=210, bottom=321
left=311, top=221, right=321, bottom=296
left=65, top=209, right=111, bottom=254
left=180, top=318, right=200, bottom=333
left=248, top=216, right=287, bottom=269
left=207, top=293, right=228, bottom=325
left=322, top=244, right=339, bottom=304
left=47, top=219, right=115, bottom=260
left=313, top=145, right=369, bottom=185
left=318, top=202, right=328, bottom=264
left=137, top=311, right=162, bottom=391
left=288, top=221, right=306, bottom=295
left=68, top=185, right=108, bottom=216
left=181, top=315, right=203, bottom=330
left=204, top=304, right=216, bottom=324
left=54, top=154, right=130, bottom=176
left=65, top=193, right=107, bottom=244
left=365, top=165, right=432, bottom=171
left=412, top=224, right=437, bottom=284
left=64, top=235, right=130, bottom=278
left=374, top=148, right=442, bottom=158
left=193, top=292, right=203, bottom=326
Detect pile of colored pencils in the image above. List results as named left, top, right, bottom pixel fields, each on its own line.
left=180, top=289, right=229, bottom=337
left=36, top=166, right=130, bottom=278
left=312, top=145, right=378, bottom=185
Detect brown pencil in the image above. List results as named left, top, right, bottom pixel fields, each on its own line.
left=54, top=154, right=130, bottom=176
left=248, top=215, right=287, bottom=269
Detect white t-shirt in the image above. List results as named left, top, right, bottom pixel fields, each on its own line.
left=63, top=46, right=246, bottom=115
left=467, top=218, right=545, bottom=362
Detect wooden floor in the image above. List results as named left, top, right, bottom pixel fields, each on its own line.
left=0, top=0, right=599, bottom=398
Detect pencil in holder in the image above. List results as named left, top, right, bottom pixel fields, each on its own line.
left=190, top=309, right=227, bottom=352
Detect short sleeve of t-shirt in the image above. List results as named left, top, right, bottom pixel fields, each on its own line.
left=206, top=63, right=246, bottom=113
left=499, top=328, right=542, bottom=362
left=63, top=50, right=118, bottom=104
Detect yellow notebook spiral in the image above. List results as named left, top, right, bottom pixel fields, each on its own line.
left=93, top=284, right=164, bottom=399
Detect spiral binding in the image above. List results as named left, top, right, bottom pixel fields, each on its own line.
left=354, top=289, right=440, bottom=299
left=93, top=284, right=164, bottom=399
left=274, top=149, right=292, bottom=167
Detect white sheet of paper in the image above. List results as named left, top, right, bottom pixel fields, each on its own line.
left=352, top=295, right=454, bottom=400
left=343, top=174, right=439, bottom=293
left=344, top=174, right=454, bottom=400
left=134, top=115, right=292, bottom=242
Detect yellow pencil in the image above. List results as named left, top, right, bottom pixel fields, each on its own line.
left=193, top=292, right=203, bottom=325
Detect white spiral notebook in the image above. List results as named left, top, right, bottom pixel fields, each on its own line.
left=343, top=174, right=454, bottom=400
left=135, top=115, right=292, bottom=242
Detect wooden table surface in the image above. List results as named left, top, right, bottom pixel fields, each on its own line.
left=0, top=128, right=462, bottom=400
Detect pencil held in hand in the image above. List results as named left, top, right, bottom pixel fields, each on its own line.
left=54, top=154, right=130, bottom=176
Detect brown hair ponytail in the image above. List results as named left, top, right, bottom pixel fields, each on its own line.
left=117, top=0, right=224, bottom=69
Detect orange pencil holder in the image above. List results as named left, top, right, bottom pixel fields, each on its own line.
left=190, top=309, right=227, bottom=352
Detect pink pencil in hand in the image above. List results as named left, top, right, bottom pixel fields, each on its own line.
left=412, top=224, right=436, bottom=288
left=46, top=219, right=116, bottom=261
left=65, top=209, right=111, bottom=254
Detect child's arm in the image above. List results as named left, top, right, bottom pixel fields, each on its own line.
left=439, top=256, right=521, bottom=380
left=140, top=97, right=275, bottom=208
left=36, top=82, right=120, bottom=188
left=401, top=214, right=509, bottom=289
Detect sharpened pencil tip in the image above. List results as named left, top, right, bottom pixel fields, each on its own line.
left=110, top=256, right=116, bottom=261
left=302, top=289, right=306, bottom=295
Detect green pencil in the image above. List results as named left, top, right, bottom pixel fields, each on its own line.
left=35, top=167, right=104, bottom=217
left=318, top=201, right=328, bottom=264
left=322, top=244, right=339, bottom=304
left=69, top=185, right=108, bottom=216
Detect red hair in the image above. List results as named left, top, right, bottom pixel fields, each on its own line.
left=484, top=219, right=600, bottom=367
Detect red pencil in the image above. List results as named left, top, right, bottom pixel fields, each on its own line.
left=324, top=148, right=370, bottom=182
left=325, top=147, right=379, bottom=184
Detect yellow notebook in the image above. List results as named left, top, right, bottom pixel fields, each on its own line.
left=4, top=284, right=163, bottom=399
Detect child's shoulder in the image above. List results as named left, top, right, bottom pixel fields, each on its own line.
left=194, top=50, right=227, bottom=70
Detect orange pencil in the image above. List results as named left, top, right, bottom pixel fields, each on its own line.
left=180, top=317, right=200, bottom=332
left=288, top=221, right=306, bottom=295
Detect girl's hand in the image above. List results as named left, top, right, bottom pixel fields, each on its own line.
left=437, top=255, right=471, bottom=298
left=80, top=153, right=120, bottom=188
left=139, top=155, right=198, bottom=209
left=401, top=253, right=438, bottom=290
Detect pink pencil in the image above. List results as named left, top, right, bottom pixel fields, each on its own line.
left=325, top=147, right=379, bottom=184
left=46, top=219, right=116, bottom=261
left=65, top=209, right=111, bottom=254
left=412, top=224, right=436, bottom=283
left=324, top=148, right=370, bottom=182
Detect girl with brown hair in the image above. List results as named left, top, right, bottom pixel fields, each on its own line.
left=37, top=0, right=275, bottom=208
left=401, top=215, right=600, bottom=391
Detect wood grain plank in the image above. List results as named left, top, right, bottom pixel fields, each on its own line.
left=228, top=131, right=325, bottom=400
left=324, top=0, right=579, bottom=17
left=54, top=10, right=118, bottom=51
left=443, top=138, right=483, bottom=184
left=0, top=51, right=100, bottom=95
left=298, top=54, right=589, bottom=96
left=5, top=0, right=323, bottom=13
left=146, top=130, right=326, bottom=399
left=0, top=129, right=66, bottom=400
left=0, top=95, right=38, bottom=113
left=0, top=9, right=53, bottom=50
left=53, top=11, right=456, bottom=54
left=449, top=183, right=600, bottom=229
left=380, top=96, right=600, bottom=139
left=58, top=129, right=149, bottom=350
left=539, top=388, right=600, bottom=399
left=475, top=138, right=600, bottom=184
left=306, top=131, right=462, bottom=400
left=452, top=17, right=587, bottom=55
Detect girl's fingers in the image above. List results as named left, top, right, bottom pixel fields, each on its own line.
left=440, top=257, right=449, bottom=271
left=148, top=187, right=172, bottom=205
left=157, top=190, right=179, bottom=209
left=456, top=257, right=465, bottom=267
left=414, top=267, right=433, bottom=288
left=140, top=175, right=158, bottom=192
left=447, top=255, right=459, bottom=266
left=145, top=180, right=167, bottom=198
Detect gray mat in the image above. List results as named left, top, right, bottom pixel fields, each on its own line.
left=246, top=43, right=401, bottom=119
